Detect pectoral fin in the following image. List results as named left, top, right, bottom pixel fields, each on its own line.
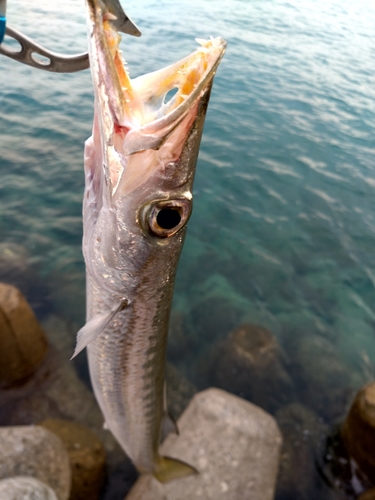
left=71, top=299, right=128, bottom=359
left=154, top=456, right=198, bottom=484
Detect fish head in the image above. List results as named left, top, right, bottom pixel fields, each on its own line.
left=84, top=0, right=226, bottom=284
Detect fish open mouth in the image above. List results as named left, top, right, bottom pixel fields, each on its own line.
left=107, top=31, right=226, bottom=131
left=86, top=0, right=226, bottom=198
left=88, top=1, right=226, bottom=154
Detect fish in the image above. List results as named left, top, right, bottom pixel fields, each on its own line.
left=72, top=0, right=226, bottom=483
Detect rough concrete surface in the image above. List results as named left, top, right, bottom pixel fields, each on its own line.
left=0, top=426, right=71, bottom=500
left=0, top=476, right=58, bottom=500
left=39, top=419, right=106, bottom=500
left=126, top=388, right=282, bottom=500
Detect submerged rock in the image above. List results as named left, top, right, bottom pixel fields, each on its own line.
left=275, top=403, right=329, bottom=500
left=0, top=243, right=29, bottom=291
left=126, top=388, right=282, bottom=500
left=207, top=324, right=295, bottom=413
left=342, top=382, right=375, bottom=483
left=167, top=311, right=191, bottom=365
left=0, top=282, right=48, bottom=388
left=0, top=426, right=71, bottom=500
left=288, top=334, right=353, bottom=422
left=40, top=314, right=77, bottom=362
left=39, top=419, right=106, bottom=500
left=46, top=269, right=85, bottom=326
left=0, top=244, right=50, bottom=316
left=0, top=476, right=58, bottom=500
left=188, top=274, right=252, bottom=344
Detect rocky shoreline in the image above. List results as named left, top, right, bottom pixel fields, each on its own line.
left=1, top=281, right=375, bottom=499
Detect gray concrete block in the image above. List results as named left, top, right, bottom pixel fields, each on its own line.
left=0, top=426, right=71, bottom=500
left=0, top=476, right=58, bottom=500
left=126, top=388, right=282, bottom=500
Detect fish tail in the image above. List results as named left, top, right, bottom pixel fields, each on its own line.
left=153, top=456, right=198, bottom=483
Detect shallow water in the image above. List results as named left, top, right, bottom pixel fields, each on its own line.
left=1, top=0, right=375, bottom=498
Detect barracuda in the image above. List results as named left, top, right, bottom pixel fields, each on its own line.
left=72, top=0, right=226, bottom=483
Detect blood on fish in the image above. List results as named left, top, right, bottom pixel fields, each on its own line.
left=114, top=122, right=129, bottom=135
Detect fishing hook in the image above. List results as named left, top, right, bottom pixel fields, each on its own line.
left=0, top=0, right=141, bottom=73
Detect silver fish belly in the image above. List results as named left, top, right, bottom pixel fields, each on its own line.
left=73, top=0, right=226, bottom=483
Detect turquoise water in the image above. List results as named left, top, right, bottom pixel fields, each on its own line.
left=1, top=0, right=375, bottom=497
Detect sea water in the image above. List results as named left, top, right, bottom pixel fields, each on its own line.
left=1, top=0, right=375, bottom=498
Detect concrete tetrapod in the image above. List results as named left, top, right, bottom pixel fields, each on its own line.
left=0, top=426, right=71, bottom=500
left=0, top=282, right=47, bottom=388
left=0, top=476, right=58, bottom=500
left=126, top=388, right=282, bottom=500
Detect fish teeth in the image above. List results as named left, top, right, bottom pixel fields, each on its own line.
left=195, top=37, right=208, bottom=46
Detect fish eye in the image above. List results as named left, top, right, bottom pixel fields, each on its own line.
left=157, top=208, right=182, bottom=230
left=142, top=199, right=192, bottom=238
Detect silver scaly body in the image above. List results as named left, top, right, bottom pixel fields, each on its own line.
left=73, top=0, right=226, bottom=482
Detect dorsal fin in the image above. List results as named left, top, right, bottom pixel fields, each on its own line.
left=71, top=299, right=128, bottom=359
left=160, top=410, right=179, bottom=442
left=160, top=382, right=179, bottom=441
